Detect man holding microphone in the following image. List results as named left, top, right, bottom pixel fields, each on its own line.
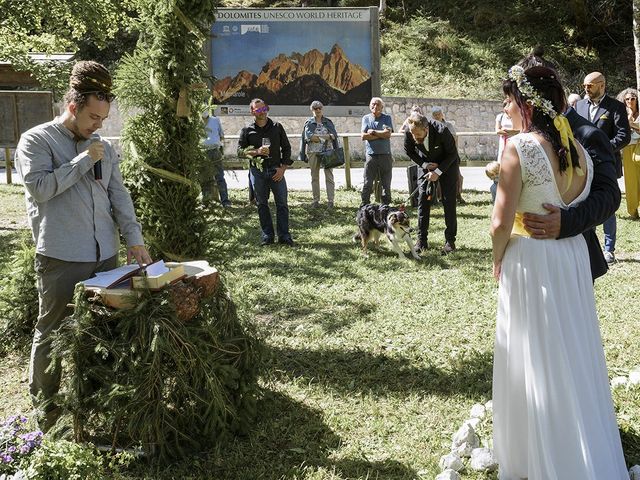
left=15, top=60, right=151, bottom=430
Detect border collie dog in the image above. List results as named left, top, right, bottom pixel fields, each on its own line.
left=353, top=204, right=420, bottom=260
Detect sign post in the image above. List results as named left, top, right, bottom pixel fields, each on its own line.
left=208, top=7, right=381, bottom=117
left=0, top=91, right=54, bottom=184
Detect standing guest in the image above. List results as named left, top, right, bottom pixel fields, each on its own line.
left=516, top=49, right=621, bottom=282
left=485, top=160, right=501, bottom=204
left=567, top=93, right=582, bottom=109
left=432, top=106, right=465, bottom=204
left=495, top=98, right=517, bottom=163
left=400, top=105, right=423, bottom=133
left=403, top=112, right=459, bottom=254
left=238, top=98, right=294, bottom=246
left=299, top=100, right=338, bottom=208
left=575, top=72, right=630, bottom=263
left=14, top=60, right=152, bottom=430
left=202, top=110, right=230, bottom=207
left=360, top=97, right=394, bottom=206
left=617, top=87, right=640, bottom=218
left=491, top=65, right=628, bottom=479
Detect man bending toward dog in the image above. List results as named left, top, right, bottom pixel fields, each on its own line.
left=404, top=112, right=460, bottom=254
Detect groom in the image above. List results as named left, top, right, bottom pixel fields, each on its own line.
left=516, top=54, right=621, bottom=281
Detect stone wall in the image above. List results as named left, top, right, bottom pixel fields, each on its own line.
left=99, top=96, right=504, bottom=162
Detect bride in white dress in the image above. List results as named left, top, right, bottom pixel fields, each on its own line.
left=490, top=65, right=628, bottom=480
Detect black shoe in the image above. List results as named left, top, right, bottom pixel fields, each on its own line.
left=260, top=238, right=274, bottom=246
left=441, top=242, right=456, bottom=255
left=278, top=238, right=295, bottom=247
left=415, top=240, right=428, bottom=253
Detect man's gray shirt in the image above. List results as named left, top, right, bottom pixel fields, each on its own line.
left=15, top=119, right=143, bottom=262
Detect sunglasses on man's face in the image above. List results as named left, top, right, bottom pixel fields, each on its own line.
left=83, top=90, right=116, bottom=102
left=313, top=106, right=323, bottom=110
left=253, top=106, right=268, bottom=114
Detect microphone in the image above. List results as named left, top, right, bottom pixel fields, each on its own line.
left=88, top=135, right=102, bottom=180
left=94, top=160, right=102, bottom=180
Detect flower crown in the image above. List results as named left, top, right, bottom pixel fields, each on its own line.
left=508, top=65, right=557, bottom=119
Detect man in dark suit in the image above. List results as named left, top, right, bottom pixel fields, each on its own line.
left=403, top=112, right=459, bottom=255
left=574, top=72, right=630, bottom=264
left=522, top=107, right=621, bottom=281
left=514, top=53, right=621, bottom=280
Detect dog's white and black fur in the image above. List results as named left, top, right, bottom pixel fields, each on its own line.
left=353, top=204, right=420, bottom=259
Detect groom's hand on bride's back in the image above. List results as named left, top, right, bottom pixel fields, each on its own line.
left=522, top=204, right=561, bottom=239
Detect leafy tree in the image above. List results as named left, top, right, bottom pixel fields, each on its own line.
left=0, top=0, right=136, bottom=95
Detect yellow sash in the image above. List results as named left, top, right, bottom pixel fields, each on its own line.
left=511, top=212, right=530, bottom=237
left=553, top=115, right=584, bottom=193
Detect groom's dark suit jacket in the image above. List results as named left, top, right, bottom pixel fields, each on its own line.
left=562, top=108, right=621, bottom=280
left=575, top=95, right=630, bottom=177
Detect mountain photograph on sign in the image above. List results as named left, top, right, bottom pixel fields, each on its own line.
left=212, top=44, right=371, bottom=106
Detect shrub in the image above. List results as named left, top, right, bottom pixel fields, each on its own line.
left=23, top=439, right=104, bottom=480
left=0, top=241, right=38, bottom=355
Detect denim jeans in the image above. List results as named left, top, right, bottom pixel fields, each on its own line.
left=250, top=166, right=291, bottom=242
left=215, top=168, right=229, bottom=204
left=602, top=213, right=616, bottom=252
left=203, top=147, right=228, bottom=204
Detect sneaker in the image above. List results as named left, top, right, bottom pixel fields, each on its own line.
left=260, top=238, right=274, bottom=247
left=311, top=201, right=320, bottom=208
left=327, top=202, right=334, bottom=209
left=222, top=200, right=232, bottom=208
left=603, top=250, right=615, bottom=264
left=441, top=242, right=456, bottom=255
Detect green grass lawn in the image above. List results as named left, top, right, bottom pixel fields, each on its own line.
left=1, top=184, right=639, bottom=479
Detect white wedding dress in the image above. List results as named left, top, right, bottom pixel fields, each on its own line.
left=493, top=133, right=628, bottom=480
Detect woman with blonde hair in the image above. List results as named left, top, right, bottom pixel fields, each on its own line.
left=617, top=87, right=640, bottom=217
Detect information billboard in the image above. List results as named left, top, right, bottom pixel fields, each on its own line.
left=0, top=91, right=54, bottom=148
left=208, top=7, right=380, bottom=117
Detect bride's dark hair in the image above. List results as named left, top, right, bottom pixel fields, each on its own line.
left=503, top=66, right=579, bottom=173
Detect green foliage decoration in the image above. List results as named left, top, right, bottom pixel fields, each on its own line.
left=114, top=0, right=220, bottom=261
left=0, top=239, right=38, bottom=355
left=23, top=438, right=106, bottom=480
left=49, top=282, right=262, bottom=463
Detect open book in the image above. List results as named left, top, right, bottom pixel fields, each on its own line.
left=82, top=260, right=170, bottom=289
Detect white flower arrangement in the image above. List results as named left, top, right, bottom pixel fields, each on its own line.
left=508, top=65, right=557, bottom=119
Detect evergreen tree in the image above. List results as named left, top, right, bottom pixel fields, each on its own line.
left=114, top=0, right=218, bottom=260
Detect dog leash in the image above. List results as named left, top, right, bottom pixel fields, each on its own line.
left=405, top=173, right=433, bottom=205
